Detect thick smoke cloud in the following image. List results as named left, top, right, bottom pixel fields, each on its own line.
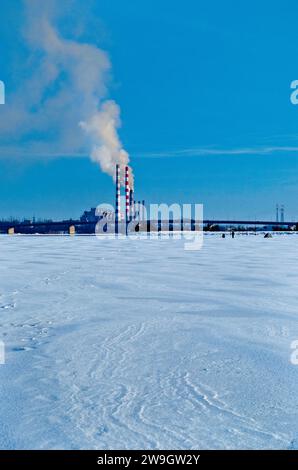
left=80, top=101, right=133, bottom=187
left=0, top=0, right=132, bottom=184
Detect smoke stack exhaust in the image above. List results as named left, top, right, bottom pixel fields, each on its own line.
left=115, top=164, right=121, bottom=233
left=129, top=189, right=134, bottom=221
left=115, top=164, right=135, bottom=233
left=125, top=166, right=130, bottom=227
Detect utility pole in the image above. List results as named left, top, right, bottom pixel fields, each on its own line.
left=280, top=205, right=285, bottom=223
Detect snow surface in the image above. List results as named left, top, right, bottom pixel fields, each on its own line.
left=0, top=233, right=298, bottom=450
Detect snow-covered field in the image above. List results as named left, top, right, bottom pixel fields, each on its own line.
left=0, top=233, right=298, bottom=450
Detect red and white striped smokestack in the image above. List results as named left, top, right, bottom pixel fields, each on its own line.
left=115, top=164, right=121, bottom=230
left=125, top=165, right=130, bottom=224
left=129, top=189, right=134, bottom=221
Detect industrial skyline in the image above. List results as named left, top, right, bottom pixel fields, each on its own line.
left=0, top=163, right=293, bottom=234
left=1, top=1, right=298, bottom=221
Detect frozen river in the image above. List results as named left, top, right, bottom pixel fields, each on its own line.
left=0, top=234, right=298, bottom=449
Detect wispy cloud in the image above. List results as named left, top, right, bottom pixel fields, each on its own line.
left=2, top=144, right=298, bottom=160
left=135, top=146, right=298, bottom=158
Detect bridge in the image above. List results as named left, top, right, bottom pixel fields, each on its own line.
left=0, top=218, right=296, bottom=234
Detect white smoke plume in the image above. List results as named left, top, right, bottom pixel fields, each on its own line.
left=80, top=101, right=133, bottom=187
left=0, top=0, right=132, bottom=185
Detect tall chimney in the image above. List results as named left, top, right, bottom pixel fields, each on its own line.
left=280, top=205, right=285, bottom=223
left=125, top=166, right=130, bottom=227
left=129, top=189, right=134, bottom=221
left=115, top=164, right=121, bottom=233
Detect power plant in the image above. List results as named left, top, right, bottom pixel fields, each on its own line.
left=114, top=164, right=153, bottom=234
left=0, top=165, right=295, bottom=235
left=115, top=163, right=142, bottom=233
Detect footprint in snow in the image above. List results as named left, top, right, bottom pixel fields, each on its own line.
left=0, top=303, right=16, bottom=310
left=12, top=346, right=36, bottom=352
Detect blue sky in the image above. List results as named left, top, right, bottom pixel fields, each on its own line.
left=0, top=0, right=298, bottom=220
